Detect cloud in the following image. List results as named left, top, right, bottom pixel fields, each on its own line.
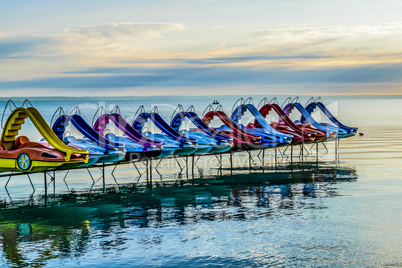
left=247, top=23, right=402, bottom=44
left=0, top=35, right=64, bottom=57
left=67, top=22, right=184, bottom=39
left=0, top=22, right=184, bottom=59
left=2, top=63, right=402, bottom=91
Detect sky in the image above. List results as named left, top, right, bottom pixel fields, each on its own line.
left=1, top=0, right=402, bottom=96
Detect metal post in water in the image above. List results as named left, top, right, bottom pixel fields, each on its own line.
left=290, top=145, right=293, bottom=163
left=262, top=149, right=265, bottom=167
left=275, top=147, right=277, bottom=166
left=102, top=163, right=105, bottom=192
left=230, top=151, right=233, bottom=175
left=335, top=138, right=338, bottom=161
left=146, top=160, right=149, bottom=183
left=300, top=144, right=304, bottom=161
left=149, top=158, right=152, bottom=182
left=186, top=156, right=189, bottom=177
left=53, top=171, right=56, bottom=198
left=44, top=172, right=47, bottom=194
left=192, top=155, right=195, bottom=179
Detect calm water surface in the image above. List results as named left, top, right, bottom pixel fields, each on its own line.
left=0, top=96, right=401, bottom=267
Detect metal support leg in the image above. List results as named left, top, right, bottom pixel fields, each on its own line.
left=262, top=149, right=265, bottom=168
left=300, top=144, right=304, bottom=161
left=186, top=156, right=188, bottom=177
left=174, top=156, right=184, bottom=174
left=149, top=159, right=152, bottom=182
left=192, top=155, right=195, bottom=179
left=291, top=145, right=293, bottom=163
left=248, top=150, right=252, bottom=169
left=102, top=163, right=105, bottom=192
left=220, top=154, right=223, bottom=175
left=63, top=170, right=70, bottom=191
left=5, top=175, right=12, bottom=189
left=111, top=165, right=118, bottom=176
left=44, top=172, right=47, bottom=194
left=322, top=142, right=329, bottom=154
left=155, top=159, right=163, bottom=178
left=86, top=168, right=95, bottom=183
left=230, top=151, right=233, bottom=175
left=335, top=138, right=338, bottom=161
left=275, top=147, right=277, bottom=166
left=53, top=171, right=55, bottom=197
left=146, top=160, right=149, bottom=182
left=27, top=174, right=35, bottom=193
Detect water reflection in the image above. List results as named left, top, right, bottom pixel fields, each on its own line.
left=0, top=163, right=357, bottom=267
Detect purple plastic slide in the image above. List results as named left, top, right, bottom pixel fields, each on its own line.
left=93, top=113, right=162, bottom=147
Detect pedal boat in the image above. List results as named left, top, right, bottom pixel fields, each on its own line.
left=0, top=107, right=88, bottom=172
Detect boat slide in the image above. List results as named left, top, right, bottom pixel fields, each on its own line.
left=0, top=106, right=88, bottom=172
left=304, top=98, right=358, bottom=135
left=282, top=99, right=342, bottom=138
left=256, top=100, right=324, bottom=142
left=202, top=108, right=262, bottom=148
left=231, top=103, right=293, bottom=145
left=170, top=107, right=232, bottom=154
left=93, top=112, right=174, bottom=158
left=52, top=114, right=126, bottom=163
left=133, top=110, right=206, bottom=155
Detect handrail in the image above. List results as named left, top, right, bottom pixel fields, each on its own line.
left=316, top=96, right=323, bottom=103
left=202, top=104, right=214, bottom=117
left=269, top=97, right=279, bottom=105
left=281, top=97, right=292, bottom=108
left=244, top=97, right=254, bottom=105
left=50, top=107, right=66, bottom=128
left=170, top=104, right=184, bottom=123
left=186, top=105, right=196, bottom=113
left=110, top=105, right=121, bottom=114
left=305, top=97, right=316, bottom=107
left=231, top=98, right=244, bottom=114
left=150, top=105, right=159, bottom=114
left=292, top=96, right=300, bottom=103
left=69, top=106, right=82, bottom=116
left=22, top=99, right=34, bottom=108
left=257, top=98, right=269, bottom=109
left=91, top=106, right=106, bottom=127
left=131, top=105, right=146, bottom=125
left=1, top=100, right=18, bottom=129
left=215, top=104, right=224, bottom=112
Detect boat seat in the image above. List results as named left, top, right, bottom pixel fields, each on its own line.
left=15, top=136, right=30, bottom=149
left=105, top=133, right=118, bottom=141
left=63, top=136, right=78, bottom=144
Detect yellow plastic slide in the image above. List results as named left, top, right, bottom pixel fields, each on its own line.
left=1, top=107, right=88, bottom=161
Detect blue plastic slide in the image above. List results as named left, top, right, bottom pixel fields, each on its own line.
left=133, top=112, right=203, bottom=155
left=52, top=115, right=126, bottom=163
left=171, top=111, right=232, bottom=143
left=231, top=104, right=293, bottom=144
left=304, top=102, right=358, bottom=135
left=171, top=111, right=232, bottom=153
left=283, top=103, right=348, bottom=138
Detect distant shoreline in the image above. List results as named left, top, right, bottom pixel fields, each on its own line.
left=1, top=94, right=401, bottom=102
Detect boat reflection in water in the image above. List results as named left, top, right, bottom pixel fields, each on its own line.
left=0, top=163, right=357, bottom=267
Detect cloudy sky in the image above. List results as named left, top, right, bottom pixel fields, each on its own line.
left=1, top=0, right=402, bottom=96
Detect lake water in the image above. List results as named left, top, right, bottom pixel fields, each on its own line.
left=0, top=96, right=401, bottom=267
